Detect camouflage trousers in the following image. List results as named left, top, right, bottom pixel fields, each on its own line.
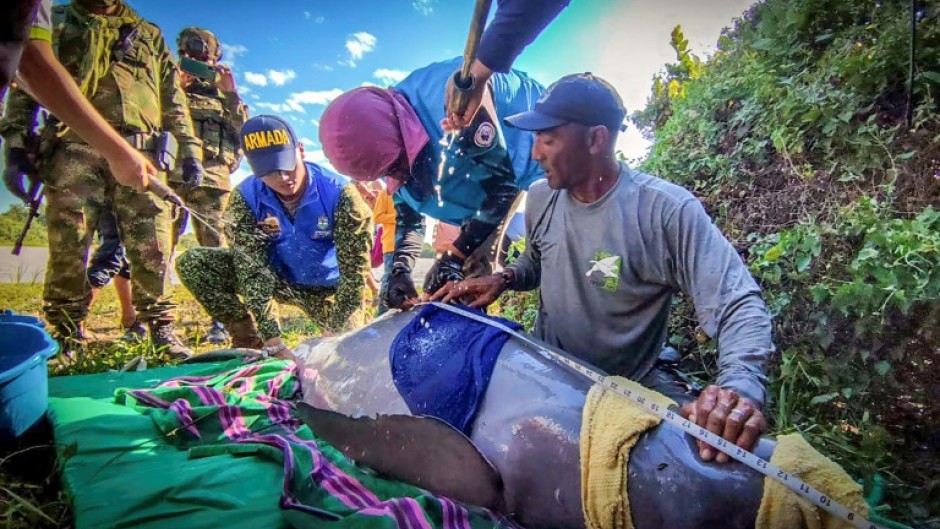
left=41, top=142, right=175, bottom=327
left=170, top=162, right=231, bottom=249
left=176, top=247, right=341, bottom=339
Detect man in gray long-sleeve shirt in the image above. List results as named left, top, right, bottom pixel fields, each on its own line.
left=432, top=73, right=775, bottom=463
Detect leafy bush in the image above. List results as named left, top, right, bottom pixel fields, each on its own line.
left=500, top=1, right=939, bottom=524
left=0, top=204, right=48, bottom=247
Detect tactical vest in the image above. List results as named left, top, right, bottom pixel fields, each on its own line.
left=52, top=5, right=172, bottom=135
left=393, top=57, right=545, bottom=226
left=187, top=84, right=240, bottom=169
left=237, top=162, right=344, bottom=288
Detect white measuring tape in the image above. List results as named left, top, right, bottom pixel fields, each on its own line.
left=425, top=302, right=883, bottom=529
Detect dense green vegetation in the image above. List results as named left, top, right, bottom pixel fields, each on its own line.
left=504, top=1, right=939, bottom=526
left=0, top=204, right=48, bottom=247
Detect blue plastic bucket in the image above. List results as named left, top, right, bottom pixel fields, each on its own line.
left=0, top=310, right=45, bottom=329
left=0, top=322, right=59, bottom=441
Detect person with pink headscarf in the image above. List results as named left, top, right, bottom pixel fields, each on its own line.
left=319, top=57, right=545, bottom=309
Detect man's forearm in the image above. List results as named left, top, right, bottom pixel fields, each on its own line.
left=714, top=293, right=773, bottom=406
left=329, top=186, right=372, bottom=331
left=392, top=201, right=424, bottom=270
left=504, top=250, right=540, bottom=291
left=477, top=0, right=571, bottom=73
left=17, top=40, right=137, bottom=163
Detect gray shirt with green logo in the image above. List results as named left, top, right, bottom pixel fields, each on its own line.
left=506, top=164, right=773, bottom=405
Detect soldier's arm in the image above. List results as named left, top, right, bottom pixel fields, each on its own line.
left=391, top=195, right=425, bottom=271
left=222, top=90, right=248, bottom=135
left=0, top=86, right=40, bottom=148
left=13, top=38, right=155, bottom=190
left=153, top=28, right=201, bottom=162
left=222, top=88, right=248, bottom=168
left=328, top=184, right=373, bottom=332
left=225, top=189, right=282, bottom=340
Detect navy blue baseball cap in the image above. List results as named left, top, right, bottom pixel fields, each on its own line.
left=504, top=73, right=626, bottom=132
left=240, top=115, right=299, bottom=176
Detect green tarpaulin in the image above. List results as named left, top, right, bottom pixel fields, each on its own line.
left=47, top=360, right=509, bottom=529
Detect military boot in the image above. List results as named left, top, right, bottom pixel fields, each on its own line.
left=226, top=317, right=264, bottom=349
left=149, top=322, right=193, bottom=359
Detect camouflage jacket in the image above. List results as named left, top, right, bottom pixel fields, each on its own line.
left=224, top=183, right=373, bottom=337
left=0, top=2, right=201, bottom=161
left=175, top=79, right=249, bottom=188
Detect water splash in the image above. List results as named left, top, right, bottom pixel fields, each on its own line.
left=435, top=131, right=458, bottom=206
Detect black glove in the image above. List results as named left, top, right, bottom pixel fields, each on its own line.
left=181, top=157, right=204, bottom=188
left=422, top=253, right=466, bottom=296
left=386, top=263, right=419, bottom=309
left=3, top=147, right=36, bottom=204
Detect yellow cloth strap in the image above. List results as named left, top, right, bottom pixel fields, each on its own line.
left=579, top=376, right=676, bottom=529
left=29, top=26, right=52, bottom=43
left=756, top=433, right=868, bottom=529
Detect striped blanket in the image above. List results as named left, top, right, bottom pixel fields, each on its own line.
left=115, top=360, right=514, bottom=529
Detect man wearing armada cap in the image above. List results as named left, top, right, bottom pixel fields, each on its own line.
left=176, top=115, right=373, bottom=359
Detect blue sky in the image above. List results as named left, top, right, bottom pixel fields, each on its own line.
left=0, top=0, right=754, bottom=213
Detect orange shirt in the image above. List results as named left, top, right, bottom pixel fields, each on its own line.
left=373, top=190, right=397, bottom=254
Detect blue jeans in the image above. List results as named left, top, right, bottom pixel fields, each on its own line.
left=377, top=253, right=394, bottom=315
left=86, top=209, right=130, bottom=288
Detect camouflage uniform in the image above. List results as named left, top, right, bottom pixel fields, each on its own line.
left=176, top=183, right=373, bottom=339
left=171, top=27, right=248, bottom=249
left=0, top=1, right=201, bottom=330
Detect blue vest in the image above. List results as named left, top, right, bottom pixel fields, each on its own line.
left=238, top=162, right=344, bottom=288
left=394, top=57, right=545, bottom=226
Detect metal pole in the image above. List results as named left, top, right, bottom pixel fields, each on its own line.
left=451, top=0, right=494, bottom=118
left=906, top=0, right=916, bottom=129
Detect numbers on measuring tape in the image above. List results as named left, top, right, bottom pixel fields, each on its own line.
left=637, top=396, right=646, bottom=404
left=756, top=459, right=768, bottom=469
left=650, top=403, right=660, bottom=412
left=799, top=483, right=810, bottom=494
left=716, top=438, right=729, bottom=448
left=847, top=513, right=854, bottom=521
left=777, top=470, right=789, bottom=481
left=665, top=411, right=675, bottom=420
left=819, top=495, right=831, bottom=507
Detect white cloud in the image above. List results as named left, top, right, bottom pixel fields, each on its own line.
left=304, top=10, right=311, bottom=19
left=313, top=63, right=335, bottom=72
left=253, top=102, right=284, bottom=112
left=304, top=148, right=336, bottom=172
left=373, top=68, right=407, bottom=86
left=299, top=137, right=318, bottom=147
left=219, top=43, right=248, bottom=66
left=244, top=71, right=268, bottom=86
left=360, top=81, right=379, bottom=88
left=283, top=89, right=344, bottom=113
left=267, top=69, right=296, bottom=86
left=343, top=32, right=376, bottom=67
left=238, top=85, right=252, bottom=95
left=315, top=16, right=325, bottom=24
left=230, top=162, right=252, bottom=186
left=244, top=69, right=297, bottom=87
left=310, top=119, right=320, bottom=126
left=304, top=149, right=327, bottom=163
left=250, top=94, right=260, bottom=100
left=412, top=0, right=436, bottom=16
